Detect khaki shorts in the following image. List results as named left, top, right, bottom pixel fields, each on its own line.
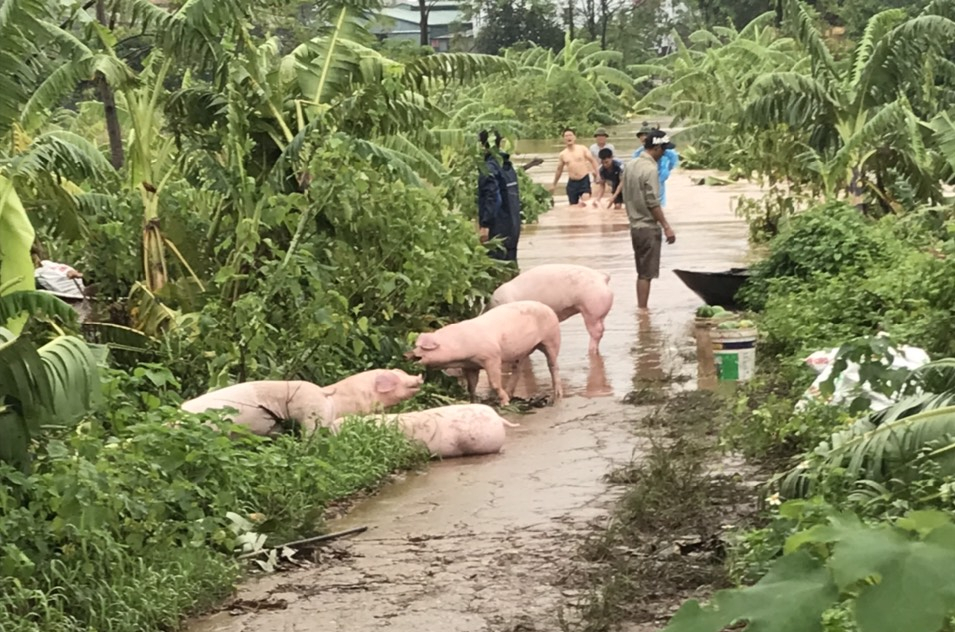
left=630, top=226, right=662, bottom=280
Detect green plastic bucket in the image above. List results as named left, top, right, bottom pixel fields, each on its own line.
left=710, top=328, right=757, bottom=382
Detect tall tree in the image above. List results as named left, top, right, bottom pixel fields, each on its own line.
left=581, top=0, right=622, bottom=47
left=417, top=0, right=435, bottom=46
left=687, top=0, right=773, bottom=29
left=566, top=0, right=576, bottom=39
left=95, top=0, right=125, bottom=169
left=604, top=0, right=675, bottom=64
left=470, top=0, right=564, bottom=54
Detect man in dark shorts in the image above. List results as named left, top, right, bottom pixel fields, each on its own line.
left=551, top=128, right=600, bottom=207
left=595, top=147, right=624, bottom=209
left=622, top=130, right=677, bottom=309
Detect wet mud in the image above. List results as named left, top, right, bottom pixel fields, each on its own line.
left=188, top=134, right=761, bottom=632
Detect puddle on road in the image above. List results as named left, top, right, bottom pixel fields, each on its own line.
left=188, top=160, right=760, bottom=632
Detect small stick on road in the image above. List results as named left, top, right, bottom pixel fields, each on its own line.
left=237, top=525, right=369, bottom=560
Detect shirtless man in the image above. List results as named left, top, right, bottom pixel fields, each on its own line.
left=551, top=128, right=600, bottom=207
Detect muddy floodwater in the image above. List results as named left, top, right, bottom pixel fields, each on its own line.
left=188, top=138, right=763, bottom=632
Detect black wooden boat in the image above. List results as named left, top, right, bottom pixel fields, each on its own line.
left=673, top=267, right=750, bottom=310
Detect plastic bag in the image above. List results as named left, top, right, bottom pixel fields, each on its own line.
left=34, top=260, right=85, bottom=299
left=796, top=341, right=931, bottom=413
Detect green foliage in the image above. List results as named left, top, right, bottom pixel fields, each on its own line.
left=778, top=401, right=955, bottom=500
left=835, top=0, right=934, bottom=42
left=0, top=324, right=101, bottom=473
left=697, top=7, right=955, bottom=626
left=684, top=0, right=774, bottom=30
left=638, top=0, right=955, bottom=215
left=457, top=38, right=633, bottom=139
left=159, top=141, right=503, bottom=396
left=372, top=38, right=435, bottom=64
left=740, top=204, right=955, bottom=362
left=469, top=0, right=565, bottom=55
left=723, top=382, right=850, bottom=462
left=0, top=364, right=427, bottom=631
left=667, top=508, right=955, bottom=632
left=740, top=201, right=903, bottom=311
left=517, top=168, right=553, bottom=224
left=0, top=176, right=36, bottom=334
left=604, top=0, right=682, bottom=67
left=0, top=291, right=78, bottom=331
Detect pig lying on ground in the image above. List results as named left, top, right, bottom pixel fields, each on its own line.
left=489, top=263, right=614, bottom=355
left=324, top=368, right=424, bottom=417
left=332, top=404, right=519, bottom=458
left=406, top=300, right=562, bottom=406
left=180, top=381, right=335, bottom=436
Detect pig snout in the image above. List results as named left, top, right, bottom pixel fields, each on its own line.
left=401, top=373, right=424, bottom=393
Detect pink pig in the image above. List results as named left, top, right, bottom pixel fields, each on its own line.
left=405, top=300, right=562, bottom=406
left=180, top=381, right=336, bottom=436
left=333, top=404, right=519, bottom=458
left=489, top=264, right=614, bottom=355
left=324, top=368, right=424, bottom=417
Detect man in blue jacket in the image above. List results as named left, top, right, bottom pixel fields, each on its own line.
left=633, top=125, right=679, bottom=207
left=477, top=130, right=521, bottom=262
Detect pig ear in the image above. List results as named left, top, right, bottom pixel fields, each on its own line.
left=418, top=335, right=439, bottom=351
left=375, top=373, right=398, bottom=393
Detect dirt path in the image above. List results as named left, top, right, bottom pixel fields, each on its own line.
left=188, top=146, right=762, bottom=632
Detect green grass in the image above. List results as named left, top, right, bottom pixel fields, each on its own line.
left=0, top=415, right=428, bottom=632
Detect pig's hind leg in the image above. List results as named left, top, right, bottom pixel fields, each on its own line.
left=537, top=339, right=563, bottom=404
left=581, top=310, right=607, bottom=355
left=581, top=292, right=613, bottom=355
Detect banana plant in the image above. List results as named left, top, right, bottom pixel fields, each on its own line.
left=740, top=0, right=955, bottom=207
left=777, top=359, right=955, bottom=498
left=0, top=175, right=37, bottom=335
left=634, top=13, right=807, bottom=174
left=0, top=292, right=101, bottom=472
left=0, top=327, right=101, bottom=473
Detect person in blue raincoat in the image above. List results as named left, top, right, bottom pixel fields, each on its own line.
left=476, top=130, right=522, bottom=262
left=632, top=124, right=679, bottom=207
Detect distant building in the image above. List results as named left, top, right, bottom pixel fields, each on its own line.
left=371, top=1, right=474, bottom=52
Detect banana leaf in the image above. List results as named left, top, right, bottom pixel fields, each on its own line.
left=0, top=327, right=100, bottom=471
left=0, top=175, right=36, bottom=334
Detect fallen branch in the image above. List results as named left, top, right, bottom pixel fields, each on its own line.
left=521, top=158, right=544, bottom=172
left=237, top=525, right=369, bottom=560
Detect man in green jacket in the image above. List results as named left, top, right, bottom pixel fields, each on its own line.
left=622, top=130, right=677, bottom=309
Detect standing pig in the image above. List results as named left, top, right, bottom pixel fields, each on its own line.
left=489, top=263, right=614, bottom=355
left=324, top=368, right=424, bottom=417
left=180, top=381, right=336, bottom=436
left=406, top=300, right=562, bottom=406
left=333, top=404, right=519, bottom=458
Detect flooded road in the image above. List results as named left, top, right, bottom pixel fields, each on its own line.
left=188, top=141, right=762, bottom=632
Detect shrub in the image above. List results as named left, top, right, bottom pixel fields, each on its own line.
left=740, top=201, right=904, bottom=311
left=478, top=71, right=622, bottom=139
left=0, top=367, right=427, bottom=631
left=157, top=144, right=510, bottom=396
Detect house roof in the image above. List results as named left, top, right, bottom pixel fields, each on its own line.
left=379, top=5, right=470, bottom=28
